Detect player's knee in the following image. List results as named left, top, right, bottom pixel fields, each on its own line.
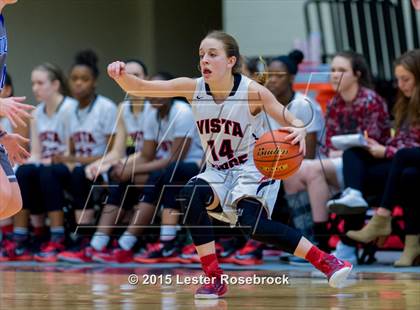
left=0, top=184, right=22, bottom=220
left=236, top=198, right=266, bottom=229
left=180, top=178, right=216, bottom=220
left=305, top=160, right=322, bottom=180
left=180, top=178, right=212, bottom=204
left=0, top=181, right=12, bottom=212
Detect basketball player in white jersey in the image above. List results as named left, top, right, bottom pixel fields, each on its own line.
left=51, top=50, right=117, bottom=257
left=85, top=59, right=151, bottom=180
left=57, top=59, right=152, bottom=263
left=68, top=72, right=203, bottom=263
left=107, top=31, right=352, bottom=298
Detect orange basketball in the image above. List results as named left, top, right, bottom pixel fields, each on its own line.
left=253, top=129, right=303, bottom=180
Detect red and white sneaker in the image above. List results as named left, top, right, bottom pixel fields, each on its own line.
left=231, top=240, right=263, bottom=266
left=0, top=239, right=33, bottom=262
left=178, top=244, right=200, bottom=264
left=57, top=247, right=94, bottom=263
left=133, top=242, right=179, bottom=263
left=92, top=247, right=133, bottom=263
left=317, top=254, right=353, bottom=288
left=195, top=277, right=228, bottom=299
left=195, top=261, right=228, bottom=299
left=34, top=240, right=65, bottom=263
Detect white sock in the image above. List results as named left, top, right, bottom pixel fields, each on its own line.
left=118, top=231, right=137, bottom=251
left=90, top=232, right=110, bottom=251
left=160, top=225, right=177, bottom=242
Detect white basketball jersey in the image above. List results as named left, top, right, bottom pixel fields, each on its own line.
left=121, top=100, right=152, bottom=153
left=191, top=74, right=265, bottom=170
left=34, top=96, right=77, bottom=159
left=143, top=100, right=203, bottom=162
left=0, top=116, right=12, bottom=133
left=69, top=95, right=118, bottom=157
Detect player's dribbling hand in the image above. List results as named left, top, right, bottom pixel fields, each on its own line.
left=0, top=97, right=34, bottom=128
left=284, top=126, right=307, bottom=156
left=107, top=61, right=126, bottom=80
left=0, top=133, right=30, bottom=165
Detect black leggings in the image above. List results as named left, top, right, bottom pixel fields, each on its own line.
left=16, top=163, right=70, bottom=214
left=343, top=148, right=391, bottom=196
left=181, top=178, right=302, bottom=254
left=70, top=165, right=99, bottom=210
left=381, top=148, right=420, bottom=234
left=141, top=161, right=200, bottom=209
left=341, top=148, right=391, bottom=246
left=342, top=147, right=420, bottom=240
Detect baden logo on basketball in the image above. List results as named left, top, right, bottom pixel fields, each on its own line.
left=253, top=129, right=303, bottom=180
left=256, top=147, right=289, bottom=158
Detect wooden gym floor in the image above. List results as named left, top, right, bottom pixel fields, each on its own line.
left=0, top=255, right=419, bottom=310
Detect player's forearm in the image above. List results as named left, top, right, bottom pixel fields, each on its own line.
left=115, top=74, right=146, bottom=95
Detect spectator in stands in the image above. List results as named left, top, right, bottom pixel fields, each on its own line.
left=335, top=49, right=420, bottom=267
left=283, top=51, right=391, bottom=264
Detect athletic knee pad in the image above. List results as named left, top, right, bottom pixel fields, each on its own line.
left=179, top=178, right=215, bottom=207
left=180, top=178, right=221, bottom=222
left=236, top=198, right=267, bottom=229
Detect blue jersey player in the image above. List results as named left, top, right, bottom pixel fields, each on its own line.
left=0, top=0, right=34, bottom=220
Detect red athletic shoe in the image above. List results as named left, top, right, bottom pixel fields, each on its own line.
left=317, top=254, right=353, bottom=287
left=0, top=239, right=33, bottom=262
left=57, top=247, right=94, bottom=263
left=231, top=240, right=263, bottom=265
left=178, top=244, right=200, bottom=264
left=134, top=242, right=179, bottom=263
left=92, top=247, right=133, bottom=263
left=195, top=262, right=227, bottom=299
left=195, top=278, right=228, bottom=299
left=217, top=243, right=236, bottom=264
left=34, top=240, right=65, bottom=263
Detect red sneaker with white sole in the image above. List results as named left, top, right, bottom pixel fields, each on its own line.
left=194, top=260, right=228, bottom=299
left=317, top=254, right=353, bottom=288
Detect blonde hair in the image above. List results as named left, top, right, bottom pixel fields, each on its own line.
left=393, top=49, right=420, bottom=128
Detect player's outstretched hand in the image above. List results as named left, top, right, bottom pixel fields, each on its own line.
left=0, top=97, right=34, bottom=128
left=283, top=126, right=307, bottom=156
left=0, top=132, right=30, bottom=165
left=107, top=61, right=126, bottom=80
